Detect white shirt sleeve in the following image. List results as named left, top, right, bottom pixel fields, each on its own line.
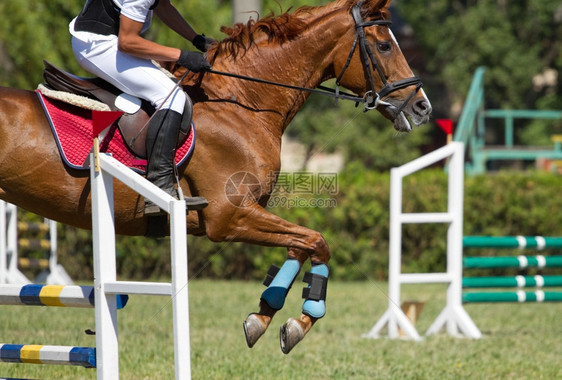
left=117, top=0, right=154, bottom=23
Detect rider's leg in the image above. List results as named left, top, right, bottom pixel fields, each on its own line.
left=72, top=37, right=207, bottom=213
left=144, top=108, right=182, bottom=214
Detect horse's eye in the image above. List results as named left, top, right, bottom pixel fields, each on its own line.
left=378, top=41, right=392, bottom=53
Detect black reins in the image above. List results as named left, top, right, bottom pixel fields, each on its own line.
left=206, top=68, right=365, bottom=104
left=206, top=1, right=423, bottom=115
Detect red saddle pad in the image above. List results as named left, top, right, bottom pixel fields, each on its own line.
left=36, top=90, right=195, bottom=174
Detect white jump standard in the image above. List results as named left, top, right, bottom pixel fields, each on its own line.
left=0, top=152, right=192, bottom=379
left=364, top=142, right=481, bottom=340
left=365, top=142, right=562, bottom=340
left=0, top=200, right=73, bottom=285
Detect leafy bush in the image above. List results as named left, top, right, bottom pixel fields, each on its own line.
left=44, top=169, right=562, bottom=282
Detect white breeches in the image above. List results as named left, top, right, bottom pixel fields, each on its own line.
left=71, top=36, right=186, bottom=114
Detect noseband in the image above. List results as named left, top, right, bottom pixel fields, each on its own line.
left=335, top=1, right=423, bottom=114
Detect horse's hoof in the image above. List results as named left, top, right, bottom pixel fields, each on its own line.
left=279, top=318, right=304, bottom=354
left=243, top=314, right=266, bottom=348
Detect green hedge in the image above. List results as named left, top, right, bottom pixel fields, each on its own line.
left=45, top=169, right=562, bottom=282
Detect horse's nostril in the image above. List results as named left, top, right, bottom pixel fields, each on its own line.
left=414, top=99, right=432, bottom=115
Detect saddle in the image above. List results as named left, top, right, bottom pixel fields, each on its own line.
left=42, top=60, right=191, bottom=158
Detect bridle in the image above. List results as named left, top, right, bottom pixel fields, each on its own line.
left=206, top=1, right=423, bottom=116
left=337, top=1, right=423, bottom=114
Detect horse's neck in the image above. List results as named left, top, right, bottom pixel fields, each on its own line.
left=209, top=7, right=351, bottom=128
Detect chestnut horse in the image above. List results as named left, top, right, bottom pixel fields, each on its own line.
left=0, top=0, right=430, bottom=353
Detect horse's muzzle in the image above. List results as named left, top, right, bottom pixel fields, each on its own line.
left=378, top=92, right=432, bottom=132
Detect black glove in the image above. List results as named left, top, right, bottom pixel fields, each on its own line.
left=192, top=34, right=217, bottom=52
left=177, top=50, right=212, bottom=73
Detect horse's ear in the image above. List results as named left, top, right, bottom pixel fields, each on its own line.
left=360, top=0, right=393, bottom=13
left=377, top=0, right=392, bottom=10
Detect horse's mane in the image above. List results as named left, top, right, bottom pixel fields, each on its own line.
left=216, top=7, right=310, bottom=58
left=215, top=0, right=390, bottom=59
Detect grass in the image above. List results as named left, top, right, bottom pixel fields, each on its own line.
left=1, top=280, right=562, bottom=379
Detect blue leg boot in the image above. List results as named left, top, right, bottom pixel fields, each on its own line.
left=243, top=259, right=301, bottom=348
left=279, top=263, right=329, bottom=354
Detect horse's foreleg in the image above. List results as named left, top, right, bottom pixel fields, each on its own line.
left=243, top=258, right=302, bottom=348
left=279, top=257, right=329, bottom=354
left=244, top=248, right=330, bottom=353
left=205, top=203, right=331, bottom=353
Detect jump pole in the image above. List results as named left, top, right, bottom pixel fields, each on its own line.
left=463, top=255, right=562, bottom=269
left=462, top=237, right=562, bottom=305
left=463, top=291, right=562, bottom=303
left=463, top=236, right=562, bottom=249
left=463, top=274, right=562, bottom=288
left=0, top=344, right=96, bottom=367
left=0, top=284, right=127, bottom=308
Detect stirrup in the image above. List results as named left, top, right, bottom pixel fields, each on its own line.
left=144, top=196, right=208, bottom=216
left=184, top=196, right=209, bottom=210
left=144, top=200, right=165, bottom=216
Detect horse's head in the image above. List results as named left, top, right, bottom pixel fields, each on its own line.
left=333, top=0, right=431, bottom=132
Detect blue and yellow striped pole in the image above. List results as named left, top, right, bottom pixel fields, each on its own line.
left=0, top=284, right=128, bottom=309
left=0, top=344, right=96, bottom=367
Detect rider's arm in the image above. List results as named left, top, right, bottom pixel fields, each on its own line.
left=154, top=0, right=198, bottom=43
left=117, top=13, right=181, bottom=62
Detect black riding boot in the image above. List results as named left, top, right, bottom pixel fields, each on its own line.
left=144, top=109, right=207, bottom=215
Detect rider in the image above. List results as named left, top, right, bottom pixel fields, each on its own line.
left=69, top=0, right=214, bottom=215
